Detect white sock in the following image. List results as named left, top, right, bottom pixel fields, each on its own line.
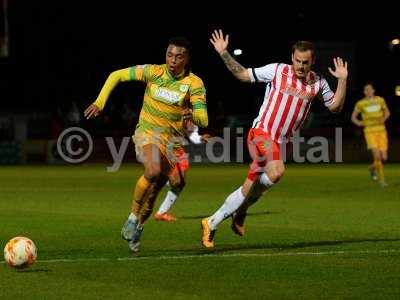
left=128, top=212, right=138, bottom=222
left=157, top=191, right=178, bottom=214
left=208, top=187, right=245, bottom=230
left=260, top=173, right=274, bottom=188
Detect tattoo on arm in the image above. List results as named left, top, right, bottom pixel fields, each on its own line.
left=221, top=52, right=246, bottom=76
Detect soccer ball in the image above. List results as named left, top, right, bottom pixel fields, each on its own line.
left=4, top=237, right=37, bottom=268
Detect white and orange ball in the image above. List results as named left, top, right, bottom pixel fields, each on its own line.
left=4, top=237, right=37, bottom=268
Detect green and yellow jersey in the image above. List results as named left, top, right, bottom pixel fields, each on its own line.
left=93, top=64, right=208, bottom=150
left=354, top=96, right=388, bottom=133
left=128, top=64, right=207, bottom=135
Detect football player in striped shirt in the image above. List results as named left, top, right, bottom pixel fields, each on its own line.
left=201, top=30, right=348, bottom=248
left=351, top=83, right=390, bottom=187
left=85, top=37, right=208, bottom=252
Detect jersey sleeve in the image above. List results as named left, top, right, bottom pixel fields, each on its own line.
left=248, top=63, right=278, bottom=83
left=190, top=77, right=208, bottom=128
left=318, top=77, right=335, bottom=107
left=128, top=64, right=160, bottom=82
left=93, top=68, right=130, bottom=110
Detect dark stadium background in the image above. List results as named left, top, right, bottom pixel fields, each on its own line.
left=1, top=2, right=399, bottom=163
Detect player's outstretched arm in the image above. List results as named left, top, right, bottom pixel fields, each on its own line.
left=84, top=68, right=131, bottom=119
left=210, top=29, right=250, bottom=82
left=327, top=57, right=348, bottom=113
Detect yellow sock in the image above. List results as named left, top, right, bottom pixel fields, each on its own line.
left=139, top=195, right=157, bottom=224
left=373, top=159, right=379, bottom=171
left=138, top=178, right=164, bottom=224
left=376, top=160, right=385, bottom=183
left=132, top=176, right=153, bottom=216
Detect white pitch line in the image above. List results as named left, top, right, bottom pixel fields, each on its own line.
left=1, top=249, right=400, bottom=264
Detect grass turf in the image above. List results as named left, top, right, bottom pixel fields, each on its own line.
left=0, top=163, right=399, bottom=299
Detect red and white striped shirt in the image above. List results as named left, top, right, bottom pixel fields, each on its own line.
left=248, top=63, right=335, bottom=143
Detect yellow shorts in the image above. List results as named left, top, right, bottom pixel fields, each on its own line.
left=364, top=131, right=388, bottom=151
left=132, top=131, right=185, bottom=170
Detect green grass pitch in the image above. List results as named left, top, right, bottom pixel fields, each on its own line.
left=1, top=163, right=400, bottom=299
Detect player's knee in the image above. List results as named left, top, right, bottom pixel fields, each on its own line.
left=268, top=166, right=285, bottom=183
left=372, top=150, right=380, bottom=161
left=144, top=166, right=162, bottom=182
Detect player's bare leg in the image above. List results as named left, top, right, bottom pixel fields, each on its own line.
left=122, top=144, right=165, bottom=251
left=370, top=148, right=387, bottom=187
left=377, top=149, right=388, bottom=187
left=201, top=160, right=284, bottom=248
left=232, top=160, right=285, bottom=236
left=138, top=174, right=168, bottom=224
left=230, top=178, right=264, bottom=236
left=368, top=148, right=380, bottom=181
left=134, top=144, right=164, bottom=213
left=202, top=185, right=246, bottom=248
left=130, top=151, right=177, bottom=252
left=154, top=166, right=186, bottom=222
left=368, top=164, right=378, bottom=181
